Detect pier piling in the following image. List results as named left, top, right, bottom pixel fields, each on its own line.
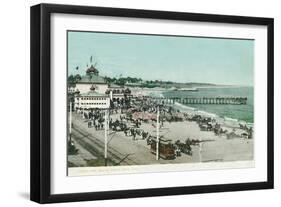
left=149, top=96, right=247, bottom=105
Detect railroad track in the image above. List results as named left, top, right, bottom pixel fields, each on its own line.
left=72, top=125, right=138, bottom=166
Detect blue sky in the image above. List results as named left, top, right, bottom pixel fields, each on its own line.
left=68, top=31, right=254, bottom=86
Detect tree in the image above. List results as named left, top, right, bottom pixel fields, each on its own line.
left=74, top=74, right=82, bottom=82
left=68, top=74, right=74, bottom=83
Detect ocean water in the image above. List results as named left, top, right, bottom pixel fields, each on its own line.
left=163, top=87, right=254, bottom=123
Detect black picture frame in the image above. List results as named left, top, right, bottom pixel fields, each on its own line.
left=30, top=3, right=274, bottom=204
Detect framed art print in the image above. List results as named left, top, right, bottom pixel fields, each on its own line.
left=30, top=3, right=274, bottom=203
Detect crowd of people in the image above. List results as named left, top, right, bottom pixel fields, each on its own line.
left=75, top=95, right=253, bottom=159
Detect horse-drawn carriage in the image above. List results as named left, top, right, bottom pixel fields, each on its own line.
left=199, top=122, right=213, bottom=131
left=150, top=137, right=175, bottom=160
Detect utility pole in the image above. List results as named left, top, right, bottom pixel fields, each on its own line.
left=104, top=109, right=108, bottom=166
left=156, top=106, right=160, bottom=160
left=199, top=137, right=202, bottom=163
left=69, top=101, right=72, bottom=142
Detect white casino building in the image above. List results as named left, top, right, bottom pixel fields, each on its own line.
left=71, top=65, right=130, bottom=110
left=74, top=87, right=110, bottom=109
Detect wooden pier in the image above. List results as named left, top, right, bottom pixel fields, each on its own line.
left=145, top=96, right=247, bottom=105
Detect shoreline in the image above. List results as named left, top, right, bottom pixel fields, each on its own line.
left=68, top=107, right=254, bottom=171
left=173, top=101, right=253, bottom=127
left=131, top=87, right=253, bottom=126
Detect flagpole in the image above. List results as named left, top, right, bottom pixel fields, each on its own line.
left=156, top=106, right=160, bottom=160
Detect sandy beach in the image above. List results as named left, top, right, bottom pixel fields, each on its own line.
left=67, top=85, right=254, bottom=176
left=69, top=105, right=253, bottom=168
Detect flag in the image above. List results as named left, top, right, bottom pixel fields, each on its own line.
left=75, top=66, right=79, bottom=70
left=90, top=55, right=93, bottom=63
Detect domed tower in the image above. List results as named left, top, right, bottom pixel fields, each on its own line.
left=75, top=62, right=108, bottom=95
left=86, top=65, right=99, bottom=76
